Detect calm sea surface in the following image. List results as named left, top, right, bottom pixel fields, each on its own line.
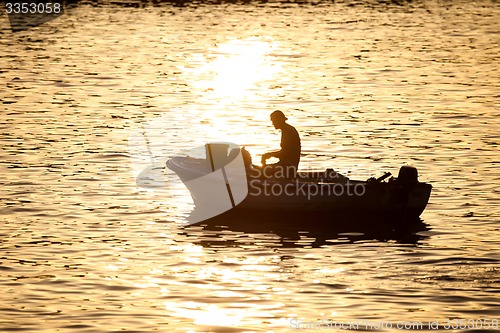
left=0, top=0, right=499, bottom=332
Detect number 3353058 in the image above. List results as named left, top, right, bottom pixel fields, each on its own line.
left=5, top=2, right=62, bottom=14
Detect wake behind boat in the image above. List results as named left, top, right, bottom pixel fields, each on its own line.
left=166, top=143, right=432, bottom=228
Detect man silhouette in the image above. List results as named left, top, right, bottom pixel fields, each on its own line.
left=261, top=110, right=301, bottom=177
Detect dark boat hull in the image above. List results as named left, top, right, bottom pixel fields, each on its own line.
left=166, top=156, right=432, bottom=230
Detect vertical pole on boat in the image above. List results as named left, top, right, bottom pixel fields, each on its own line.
left=206, top=144, right=236, bottom=208
left=221, top=166, right=236, bottom=208
left=206, top=143, right=215, bottom=172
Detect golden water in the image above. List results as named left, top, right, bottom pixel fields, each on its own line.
left=0, top=0, right=499, bottom=332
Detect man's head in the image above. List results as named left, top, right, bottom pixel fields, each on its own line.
left=270, top=110, right=288, bottom=129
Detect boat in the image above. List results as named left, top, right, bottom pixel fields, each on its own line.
left=166, top=143, right=432, bottom=229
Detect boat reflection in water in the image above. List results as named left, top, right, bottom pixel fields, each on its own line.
left=181, top=213, right=431, bottom=249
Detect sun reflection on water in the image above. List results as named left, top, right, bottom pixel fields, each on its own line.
left=163, top=300, right=286, bottom=327
left=182, top=37, right=284, bottom=152
left=188, top=37, right=281, bottom=103
left=157, top=245, right=296, bottom=328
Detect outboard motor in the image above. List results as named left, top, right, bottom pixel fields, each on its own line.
left=397, top=165, right=418, bottom=187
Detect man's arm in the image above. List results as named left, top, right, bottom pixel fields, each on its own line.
left=261, top=150, right=281, bottom=165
